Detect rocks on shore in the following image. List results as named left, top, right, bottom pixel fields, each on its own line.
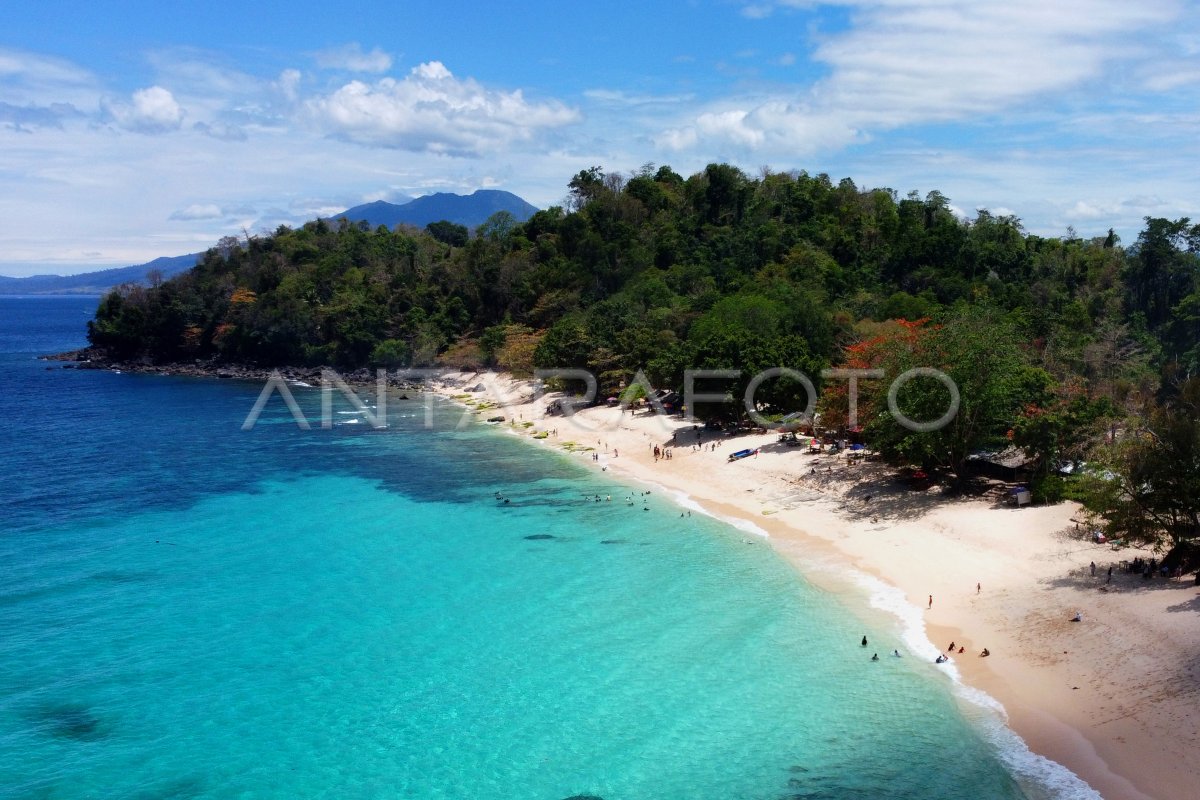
left=36, top=347, right=431, bottom=391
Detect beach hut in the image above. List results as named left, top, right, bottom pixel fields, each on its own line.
left=967, top=446, right=1031, bottom=481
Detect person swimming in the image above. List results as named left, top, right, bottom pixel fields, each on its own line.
left=871, top=653, right=879, bottom=661
left=892, top=649, right=901, bottom=657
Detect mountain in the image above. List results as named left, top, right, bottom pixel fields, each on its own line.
left=330, top=190, right=539, bottom=229
left=0, top=252, right=202, bottom=295
left=1, top=189, right=538, bottom=295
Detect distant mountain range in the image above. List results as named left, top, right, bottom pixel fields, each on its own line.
left=0, top=190, right=539, bottom=295
left=328, top=190, right=538, bottom=229
left=0, top=253, right=203, bottom=296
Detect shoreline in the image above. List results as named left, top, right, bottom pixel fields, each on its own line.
left=431, top=370, right=1200, bottom=800
left=47, top=353, right=1200, bottom=798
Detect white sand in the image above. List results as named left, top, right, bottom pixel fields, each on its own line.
left=433, top=372, right=1200, bottom=800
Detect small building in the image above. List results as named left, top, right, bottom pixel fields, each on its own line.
left=967, top=446, right=1031, bottom=481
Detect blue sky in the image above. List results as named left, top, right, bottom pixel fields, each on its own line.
left=2, top=0, right=1197, bottom=276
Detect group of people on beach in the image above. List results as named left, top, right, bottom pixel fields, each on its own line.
left=864, top=633, right=993, bottom=666
left=936, top=640, right=989, bottom=662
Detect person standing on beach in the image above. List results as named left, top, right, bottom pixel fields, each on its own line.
left=928, top=595, right=933, bottom=609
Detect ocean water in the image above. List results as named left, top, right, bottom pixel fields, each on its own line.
left=0, top=296, right=1090, bottom=799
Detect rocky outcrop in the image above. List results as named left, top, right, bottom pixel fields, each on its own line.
left=38, top=347, right=432, bottom=390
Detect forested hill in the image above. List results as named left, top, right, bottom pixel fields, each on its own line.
left=88, top=163, right=1198, bottom=387
left=84, top=163, right=1200, bottom=548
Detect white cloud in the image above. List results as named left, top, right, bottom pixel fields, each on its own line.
left=314, top=43, right=393, bottom=74
left=305, top=61, right=579, bottom=156
left=0, top=101, right=80, bottom=130
left=741, top=4, right=776, bottom=19
left=1141, top=66, right=1200, bottom=92
left=582, top=89, right=695, bottom=106
left=1063, top=195, right=1167, bottom=221
left=0, top=47, right=99, bottom=125
left=193, top=121, right=247, bottom=141
left=811, top=1, right=1172, bottom=125
left=669, top=1, right=1183, bottom=154
left=660, top=99, right=862, bottom=154
left=0, top=49, right=91, bottom=84
left=276, top=69, right=302, bottom=102
left=169, top=203, right=224, bottom=221
left=103, top=86, right=185, bottom=134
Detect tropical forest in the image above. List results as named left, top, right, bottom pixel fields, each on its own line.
left=85, top=163, right=1200, bottom=559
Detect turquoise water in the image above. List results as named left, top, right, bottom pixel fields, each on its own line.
left=0, top=297, right=1079, bottom=798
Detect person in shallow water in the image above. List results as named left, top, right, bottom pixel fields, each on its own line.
left=861, top=635, right=868, bottom=647
left=871, top=653, right=879, bottom=661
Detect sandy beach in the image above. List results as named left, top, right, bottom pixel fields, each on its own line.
left=433, top=371, right=1200, bottom=800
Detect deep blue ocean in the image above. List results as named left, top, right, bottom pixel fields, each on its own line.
left=0, top=296, right=1096, bottom=799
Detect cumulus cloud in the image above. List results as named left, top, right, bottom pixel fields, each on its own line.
left=103, top=86, right=185, bottom=133
left=314, top=43, right=392, bottom=74
left=305, top=61, right=579, bottom=156
left=666, top=1, right=1183, bottom=154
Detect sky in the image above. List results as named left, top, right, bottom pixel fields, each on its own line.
left=1, top=0, right=1198, bottom=276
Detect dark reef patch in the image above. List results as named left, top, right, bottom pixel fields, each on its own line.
left=29, top=702, right=106, bottom=741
